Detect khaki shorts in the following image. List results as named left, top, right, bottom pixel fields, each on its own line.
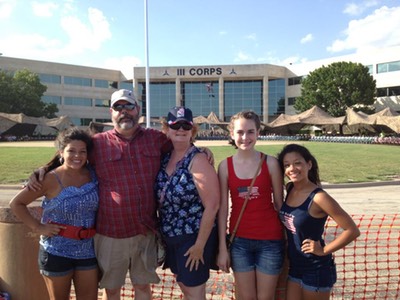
left=94, top=233, right=160, bottom=289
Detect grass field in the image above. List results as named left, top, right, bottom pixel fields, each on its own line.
left=0, top=141, right=399, bottom=184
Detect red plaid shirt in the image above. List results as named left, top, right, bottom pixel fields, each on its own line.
left=90, top=127, right=170, bottom=238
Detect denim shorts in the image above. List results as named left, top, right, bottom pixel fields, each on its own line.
left=38, top=245, right=97, bottom=277
left=163, top=226, right=218, bottom=287
left=288, top=261, right=337, bottom=292
left=230, top=237, right=284, bottom=275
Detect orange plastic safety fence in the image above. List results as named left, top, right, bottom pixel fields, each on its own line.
left=70, top=214, right=399, bottom=299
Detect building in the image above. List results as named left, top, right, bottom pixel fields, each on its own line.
left=0, top=56, right=131, bottom=126
left=1, top=46, right=399, bottom=127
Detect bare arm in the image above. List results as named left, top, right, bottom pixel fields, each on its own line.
left=185, top=152, right=220, bottom=271
left=267, top=155, right=284, bottom=211
left=302, top=191, right=360, bottom=256
left=216, top=159, right=231, bottom=272
left=10, top=175, right=65, bottom=236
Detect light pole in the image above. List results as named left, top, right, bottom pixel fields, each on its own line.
left=144, top=0, right=150, bottom=128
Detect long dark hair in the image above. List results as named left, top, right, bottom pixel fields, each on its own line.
left=277, top=144, right=321, bottom=186
left=44, top=127, right=93, bottom=174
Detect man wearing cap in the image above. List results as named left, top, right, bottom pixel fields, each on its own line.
left=91, top=89, right=171, bottom=299
left=28, top=89, right=171, bottom=300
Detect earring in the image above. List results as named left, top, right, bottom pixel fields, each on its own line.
left=59, top=157, right=64, bottom=165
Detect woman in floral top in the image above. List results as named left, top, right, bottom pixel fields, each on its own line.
left=154, top=106, right=220, bottom=299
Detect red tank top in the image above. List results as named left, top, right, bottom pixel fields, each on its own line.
left=227, top=154, right=283, bottom=240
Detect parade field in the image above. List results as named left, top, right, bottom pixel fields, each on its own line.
left=0, top=140, right=399, bottom=185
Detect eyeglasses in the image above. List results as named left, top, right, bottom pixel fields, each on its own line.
left=112, top=103, right=136, bottom=111
left=169, top=122, right=193, bottom=131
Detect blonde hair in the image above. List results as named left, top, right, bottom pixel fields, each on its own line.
left=161, top=120, right=199, bottom=143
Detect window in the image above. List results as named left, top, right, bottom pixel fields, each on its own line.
left=138, top=82, right=176, bottom=118
left=64, top=76, right=92, bottom=86
left=42, top=95, right=61, bottom=105
left=365, top=65, right=373, bottom=75
left=70, top=118, right=93, bottom=126
left=95, top=79, right=112, bottom=88
left=181, top=81, right=219, bottom=118
left=377, top=86, right=400, bottom=97
left=224, top=80, right=262, bottom=121
left=120, top=82, right=132, bottom=90
left=268, top=79, right=285, bottom=116
left=95, top=118, right=111, bottom=123
left=389, top=86, right=400, bottom=96
left=39, top=74, right=61, bottom=84
left=288, top=97, right=296, bottom=105
left=288, top=76, right=302, bottom=86
left=95, top=99, right=110, bottom=107
left=376, top=61, right=400, bottom=73
left=64, top=97, right=92, bottom=107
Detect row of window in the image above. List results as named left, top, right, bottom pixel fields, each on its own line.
left=287, top=84, right=400, bottom=106
left=68, top=118, right=112, bottom=126
left=38, top=73, right=122, bottom=89
left=287, top=60, right=400, bottom=87
left=137, top=79, right=285, bottom=121
left=42, top=95, right=110, bottom=107
left=377, top=86, right=400, bottom=97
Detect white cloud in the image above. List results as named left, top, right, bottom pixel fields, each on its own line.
left=60, top=7, right=111, bottom=53
left=300, top=33, right=313, bottom=44
left=245, top=33, right=257, bottom=41
left=328, top=6, right=400, bottom=53
left=0, top=5, right=112, bottom=64
left=233, top=50, right=251, bottom=63
left=0, top=0, right=16, bottom=19
left=104, top=56, right=142, bottom=79
left=31, top=1, right=58, bottom=17
left=343, top=0, right=380, bottom=16
left=219, top=30, right=227, bottom=35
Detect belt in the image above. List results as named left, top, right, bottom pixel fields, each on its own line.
left=50, top=222, right=96, bottom=240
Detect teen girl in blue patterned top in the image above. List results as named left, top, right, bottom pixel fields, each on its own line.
left=10, top=127, right=99, bottom=300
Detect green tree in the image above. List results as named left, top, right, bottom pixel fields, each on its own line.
left=294, top=61, right=376, bottom=117
left=0, top=69, right=58, bottom=118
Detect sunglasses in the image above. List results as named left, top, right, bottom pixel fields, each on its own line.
left=169, top=122, right=193, bottom=131
left=112, top=103, right=136, bottom=111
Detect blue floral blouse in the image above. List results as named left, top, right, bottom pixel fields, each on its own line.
left=155, top=146, right=207, bottom=238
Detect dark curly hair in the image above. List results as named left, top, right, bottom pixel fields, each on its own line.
left=44, top=127, right=93, bottom=173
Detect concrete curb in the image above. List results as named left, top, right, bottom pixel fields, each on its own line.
left=322, top=180, right=400, bottom=189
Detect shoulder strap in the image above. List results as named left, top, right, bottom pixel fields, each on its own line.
left=50, top=170, right=64, bottom=188
left=229, top=153, right=265, bottom=244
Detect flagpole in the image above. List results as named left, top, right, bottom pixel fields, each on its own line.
left=144, top=0, right=150, bottom=128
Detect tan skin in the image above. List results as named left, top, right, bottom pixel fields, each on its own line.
left=282, top=152, right=360, bottom=300
left=27, top=102, right=214, bottom=300
left=162, top=121, right=220, bottom=300
left=9, top=140, right=98, bottom=300
left=27, top=101, right=151, bottom=300
left=217, top=117, right=284, bottom=300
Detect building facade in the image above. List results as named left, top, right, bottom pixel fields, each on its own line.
left=1, top=46, right=399, bottom=126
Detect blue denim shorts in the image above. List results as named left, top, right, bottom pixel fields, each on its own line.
left=288, top=261, right=337, bottom=292
left=230, top=237, right=284, bottom=275
left=38, top=245, right=98, bottom=277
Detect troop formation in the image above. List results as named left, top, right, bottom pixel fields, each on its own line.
left=11, top=89, right=360, bottom=300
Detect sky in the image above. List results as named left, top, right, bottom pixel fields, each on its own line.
left=0, top=0, right=400, bottom=78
